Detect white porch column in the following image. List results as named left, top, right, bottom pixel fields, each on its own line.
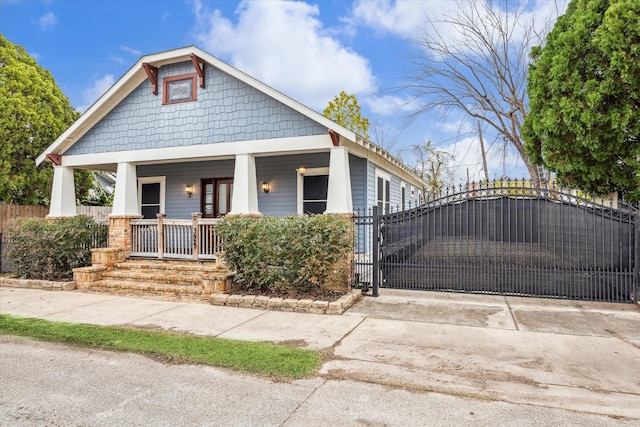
left=325, top=146, right=353, bottom=214
left=229, top=153, right=262, bottom=216
left=111, top=162, right=139, bottom=216
left=48, top=166, right=77, bottom=217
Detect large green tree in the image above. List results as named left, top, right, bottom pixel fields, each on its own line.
left=0, top=34, right=91, bottom=205
left=323, top=91, right=370, bottom=139
left=523, top=0, right=640, bottom=201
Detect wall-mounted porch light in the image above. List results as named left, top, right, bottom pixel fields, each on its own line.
left=185, top=185, right=194, bottom=198
left=298, top=150, right=305, bottom=175
left=262, top=181, right=270, bottom=193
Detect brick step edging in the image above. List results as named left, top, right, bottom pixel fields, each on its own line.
left=0, top=277, right=75, bottom=291
left=210, top=289, right=362, bottom=315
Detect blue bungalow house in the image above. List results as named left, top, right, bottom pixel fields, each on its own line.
left=37, top=46, right=424, bottom=269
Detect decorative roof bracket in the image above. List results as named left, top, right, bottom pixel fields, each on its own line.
left=46, top=154, right=62, bottom=166
left=190, top=54, right=206, bottom=88
left=141, top=62, right=159, bottom=95
left=328, top=129, right=340, bottom=147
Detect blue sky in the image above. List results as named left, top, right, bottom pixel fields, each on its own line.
left=1, top=0, right=566, bottom=182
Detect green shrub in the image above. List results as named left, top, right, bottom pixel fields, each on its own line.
left=217, top=215, right=353, bottom=297
left=7, top=215, right=107, bottom=280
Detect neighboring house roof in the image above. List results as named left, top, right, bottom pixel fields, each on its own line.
left=93, top=171, right=116, bottom=194
left=37, top=46, right=424, bottom=187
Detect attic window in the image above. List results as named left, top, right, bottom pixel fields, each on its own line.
left=163, top=73, right=197, bottom=105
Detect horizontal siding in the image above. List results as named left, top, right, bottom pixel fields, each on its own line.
left=138, top=160, right=235, bottom=219
left=257, top=152, right=329, bottom=217
left=349, top=154, right=366, bottom=212
left=367, top=160, right=376, bottom=209
left=137, top=153, right=332, bottom=219
left=367, top=161, right=408, bottom=211
left=136, top=152, right=376, bottom=218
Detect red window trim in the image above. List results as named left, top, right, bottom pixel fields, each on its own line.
left=162, top=73, right=197, bottom=105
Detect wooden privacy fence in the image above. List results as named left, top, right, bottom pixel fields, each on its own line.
left=76, top=206, right=112, bottom=222
left=0, top=205, right=49, bottom=234
left=0, top=205, right=112, bottom=232
left=0, top=205, right=111, bottom=272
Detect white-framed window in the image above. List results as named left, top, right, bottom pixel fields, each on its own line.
left=297, top=167, right=329, bottom=215
left=401, top=181, right=406, bottom=210
left=138, top=176, right=166, bottom=219
left=376, top=170, right=391, bottom=214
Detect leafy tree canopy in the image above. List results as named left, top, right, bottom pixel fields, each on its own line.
left=323, top=91, right=370, bottom=139
left=0, top=34, right=91, bottom=205
left=404, top=141, right=454, bottom=201
left=523, top=0, right=640, bottom=201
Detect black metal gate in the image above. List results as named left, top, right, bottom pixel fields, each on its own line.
left=354, top=181, right=639, bottom=303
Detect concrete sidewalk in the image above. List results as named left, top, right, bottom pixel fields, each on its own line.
left=1, top=287, right=639, bottom=420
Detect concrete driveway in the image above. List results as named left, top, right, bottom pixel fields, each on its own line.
left=1, top=287, right=639, bottom=420
left=333, top=290, right=640, bottom=419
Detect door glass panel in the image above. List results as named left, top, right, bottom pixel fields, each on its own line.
left=141, top=183, right=161, bottom=219
left=205, top=183, right=214, bottom=214
left=141, top=183, right=160, bottom=204
left=201, top=178, right=234, bottom=218
left=141, top=205, right=160, bottom=219
left=303, top=201, right=327, bottom=215
left=218, top=183, right=228, bottom=215
left=304, top=176, right=328, bottom=200
left=303, top=175, right=328, bottom=215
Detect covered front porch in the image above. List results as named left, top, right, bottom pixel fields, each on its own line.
left=48, top=139, right=355, bottom=217
left=47, top=139, right=358, bottom=262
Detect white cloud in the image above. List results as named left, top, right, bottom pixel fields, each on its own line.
left=439, top=135, right=526, bottom=183
left=431, top=109, right=475, bottom=135
left=109, top=55, right=125, bottom=64
left=352, top=0, right=568, bottom=49
left=366, top=94, right=419, bottom=116
left=351, top=0, right=454, bottom=38
left=192, top=0, right=376, bottom=110
left=121, top=45, right=141, bottom=56
left=77, top=74, right=115, bottom=113
left=37, top=11, right=58, bottom=30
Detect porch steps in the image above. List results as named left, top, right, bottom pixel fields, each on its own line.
left=115, top=260, right=224, bottom=274
left=101, top=270, right=204, bottom=287
left=74, top=258, right=235, bottom=301
left=87, top=280, right=206, bottom=299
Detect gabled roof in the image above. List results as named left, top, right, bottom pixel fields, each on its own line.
left=36, top=46, right=419, bottom=183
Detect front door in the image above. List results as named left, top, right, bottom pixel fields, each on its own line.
left=201, top=178, right=234, bottom=218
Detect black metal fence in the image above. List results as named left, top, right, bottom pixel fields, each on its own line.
left=353, top=207, right=379, bottom=296
left=354, top=181, right=639, bottom=303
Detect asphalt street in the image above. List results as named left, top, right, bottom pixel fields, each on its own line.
left=1, top=287, right=639, bottom=426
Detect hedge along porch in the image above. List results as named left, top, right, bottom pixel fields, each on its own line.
left=36, top=46, right=425, bottom=298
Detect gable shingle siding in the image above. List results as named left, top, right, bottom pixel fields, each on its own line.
left=65, top=61, right=326, bottom=156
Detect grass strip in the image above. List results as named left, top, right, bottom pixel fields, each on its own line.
left=0, top=314, right=319, bottom=379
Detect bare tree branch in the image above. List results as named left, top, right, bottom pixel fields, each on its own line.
left=401, top=0, right=558, bottom=183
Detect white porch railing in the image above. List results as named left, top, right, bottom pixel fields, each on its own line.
left=130, top=213, right=223, bottom=260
